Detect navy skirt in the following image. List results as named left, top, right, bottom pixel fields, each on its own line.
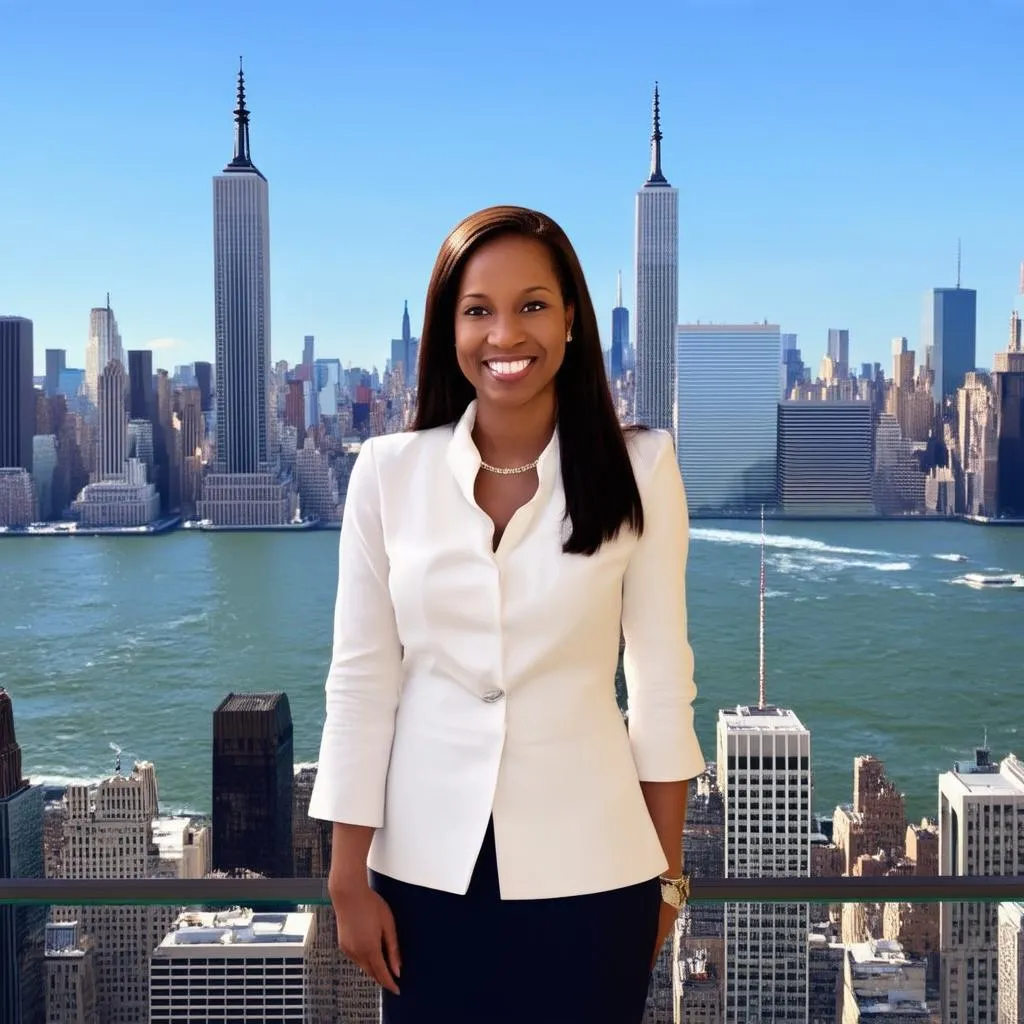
left=369, top=817, right=661, bottom=1023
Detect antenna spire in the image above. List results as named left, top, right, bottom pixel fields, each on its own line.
left=956, top=238, right=962, bottom=289
left=758, top=504, right=767, bottom=709
left=645, top=82, right=668, bottom=185
left=616, top=270, right=623, bottom=308
left=224, top=57, right=261, bottom=175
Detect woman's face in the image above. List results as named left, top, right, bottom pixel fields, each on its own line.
left=454, top=234, right=574, bottom=412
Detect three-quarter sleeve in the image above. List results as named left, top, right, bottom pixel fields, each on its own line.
left=621, top=430, right=706, bottom=782
left=307, top=438, right=403, bottom=827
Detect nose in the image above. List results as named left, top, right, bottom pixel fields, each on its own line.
left=488, top=314, right=526, bottom=349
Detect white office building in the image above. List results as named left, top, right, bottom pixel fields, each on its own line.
left=633, top=84, right=678, bottom=433
left=939, top=752, right=1024, bottom=1024
left=149, top=909, right=315, bottom=1022
left=718, top=704, right=811, bottom=1023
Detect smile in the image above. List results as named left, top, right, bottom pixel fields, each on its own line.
left=483, top=357, right=536, bottom=382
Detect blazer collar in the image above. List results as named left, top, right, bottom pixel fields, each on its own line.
left=445, top=400, right=561, bottom=510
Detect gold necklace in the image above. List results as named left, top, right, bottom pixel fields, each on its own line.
left=479, top=457, right=540, bottom=476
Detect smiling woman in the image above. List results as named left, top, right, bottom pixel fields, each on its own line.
left=309, top=205, right=704, bottom=1024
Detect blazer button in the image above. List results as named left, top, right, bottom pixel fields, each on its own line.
left=482, top=688, right=505, bottom=703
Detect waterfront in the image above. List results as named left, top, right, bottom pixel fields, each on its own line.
left=2, top=519, right=1022, bottom=822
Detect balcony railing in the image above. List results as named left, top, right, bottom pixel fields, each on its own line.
left=5, top=874, right=1024, bottom=905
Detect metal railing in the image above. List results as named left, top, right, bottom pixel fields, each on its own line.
left=4, top=875, right=1024, bottom=906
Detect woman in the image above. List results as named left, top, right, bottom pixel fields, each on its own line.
left=308, top=205, right=705, bottom=1023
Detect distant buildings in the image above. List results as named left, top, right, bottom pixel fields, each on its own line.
left=0, top=316, right=34, bottom=473
left=83, top=302, right=122, bottom=407
left=611, top=270, right=629, bottom=381
left=924, top=286, right=977, bottom=406
left=633, top=85, right=678, bottom=433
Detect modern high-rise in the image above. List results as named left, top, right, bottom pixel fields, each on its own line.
left=939, top=750, right=1024, bottom=1024
left=0, top=316, right=34, bottom=472
left=633, top=84, right=678, bottom=432
left=923, top=286, right=977, bottom=405
left=95, top=359, right=129, bottom=480
left=84, top=300, right=123, bottom=406
left=212, top=692, right=294, bottom=878
left=776, top=400, right=875, bottom=516
left=719, top=704, right=811, bottom=1022
left=213, top=61, right=272, bottom=475
left=0, top=689, right=46, bottom=1024
left=611, top=270, right=629, bottom=381
left=827, top=328, right=850, bottom=381
left=676, top=323, right=781, bottom=514
left=717, top=526, right=811, bottom=1022
left=45, top=348, right=66, bottom=398
left=193, top=360, right=213, bottom=413
left=127, top=348, right=154, bottom=421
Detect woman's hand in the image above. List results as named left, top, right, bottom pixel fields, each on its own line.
left=328, top=873, right=401, bottom=995
left=650, top=902, right=678, bottom=971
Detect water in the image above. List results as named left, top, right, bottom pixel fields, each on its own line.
left=2, top=520, right=1023, bottom=822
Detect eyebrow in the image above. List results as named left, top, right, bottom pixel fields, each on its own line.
left=460, top=285, right=555, bottom=301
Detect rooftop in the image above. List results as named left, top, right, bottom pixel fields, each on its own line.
left=157, top=909, right=313, bottom=952
left=718, top=705, right=808, bottom=733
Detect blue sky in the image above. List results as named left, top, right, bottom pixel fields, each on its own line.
left=3, top=0, right=1024, bottom=374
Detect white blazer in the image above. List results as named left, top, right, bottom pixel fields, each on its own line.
left=308, top=401, right=705, bottom=900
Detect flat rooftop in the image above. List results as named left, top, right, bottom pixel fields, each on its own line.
left=718, top=705, right=808, bottom=733
left=156, top=910, right=313, bottom=954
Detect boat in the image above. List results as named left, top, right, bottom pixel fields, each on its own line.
left=963, top=572, right=1024, bottom=589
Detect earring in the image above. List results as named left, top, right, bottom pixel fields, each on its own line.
left=566, top=330, right=573, bottom=343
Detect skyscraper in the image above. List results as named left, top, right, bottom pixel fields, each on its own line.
left=611, top=270, right=628, bottom=381
left=676, top=323, right=781, bottom=513
left=923, top=286, right=977, bottom=405
left=212, top=692, right=294, bottom=878
left=127, top=349, right=154, bottom=421
left=44, top=349, right=65, bottom=398
left=84, top=299, right=122, bottom=406
left=633, top=84, right=678, bottom=432
left=0, top=317, right=34, bottom=471
left=390, top=301, right=418, bottom=387
left=827, top=328, right=850, bottom=380
left=717, top=519, right=811, bottom=1022
left=96, top=360, right=129, bottom=480
left=213, top=61, right=271, bottom=475
left=0, top=689, right=46, bottom=1024
left=939, top=751, right=1024, bottom=1024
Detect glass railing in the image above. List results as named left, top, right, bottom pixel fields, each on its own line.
left=5, top=878, right=1024, bottom=1023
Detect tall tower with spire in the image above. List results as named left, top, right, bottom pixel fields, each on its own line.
left=633, top=83, right=678, bottom=431
left=199, top=61, right=295, bottom=525
left=212, top=59, right=271, bottom=475
left=611, top=271, right=629, bottom=381
left=715, top=526, right=812, bottom=1023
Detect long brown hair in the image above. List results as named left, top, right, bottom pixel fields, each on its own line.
left=411, top=205, right=644, bottom=555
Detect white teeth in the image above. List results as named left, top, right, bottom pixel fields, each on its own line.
left=486, top=358, right=533, bottom=377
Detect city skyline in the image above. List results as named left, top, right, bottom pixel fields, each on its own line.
left=5, top=4, right=1024, bottom=373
